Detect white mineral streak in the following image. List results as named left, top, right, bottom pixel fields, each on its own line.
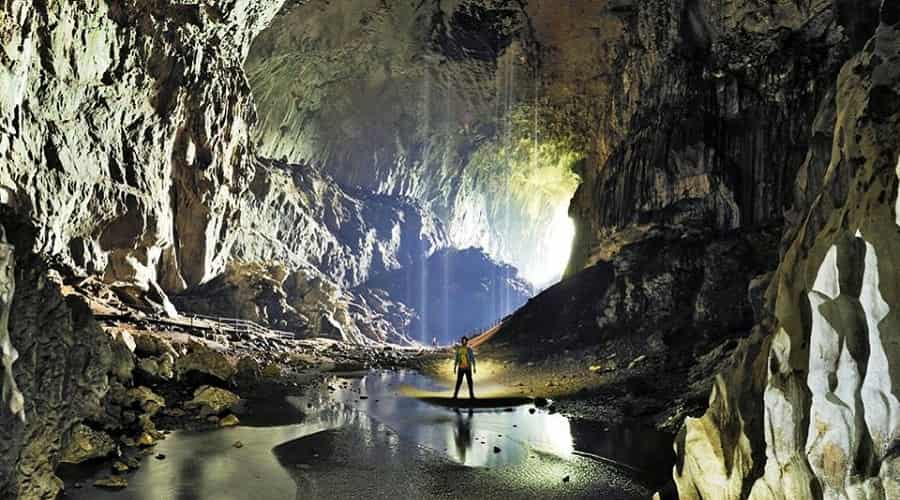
left=0, top=227, right=23, bottom=422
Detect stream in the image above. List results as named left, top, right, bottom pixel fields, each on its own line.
left=59, top=370, right=674, bottom=499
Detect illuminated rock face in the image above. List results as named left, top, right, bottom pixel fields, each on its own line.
left=0, top=0, right=283, bottom=292
left=245, top=0, right=584, bottom=282
left=675, top=9, right=900, bottom=499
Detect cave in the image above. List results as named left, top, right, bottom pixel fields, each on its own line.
left=1, top=1, right=900, bottom=499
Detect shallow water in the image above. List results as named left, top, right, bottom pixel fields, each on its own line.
left=58, top=370, right=673, bottom=500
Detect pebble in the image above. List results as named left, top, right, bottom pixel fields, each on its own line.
left=233, top=441, right=244, bottom=448
left=493, top=446, right=501, bottom=454
left=155, top=454, right=166, bottom=460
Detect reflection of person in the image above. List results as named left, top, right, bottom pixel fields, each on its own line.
left=453, top=408, right=474, bottom=463
left=452, top=336, right=476, bottom=400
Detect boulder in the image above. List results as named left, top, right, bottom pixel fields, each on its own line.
left=219, top=414, right=240, bottom=427
left=109, top=334, right=135, bottom=382
left=136, top=353, right=175, bottom=381
left=93, top=476, right=128, bottom=490
left=60, top=424, right=117, bottom=464
left=236, top=356, right=261, bottom=381
left=175, top=345, right=235, bottom=383
left=261, top=363, right=282, bottom=379
left=124, top=387, right=166, bottom=416
left=132, top=334, right=177, bottom=358
left=185, top=386, right=241, bottom=417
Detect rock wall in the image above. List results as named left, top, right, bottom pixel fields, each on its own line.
left=0, top=1, right=453, bottom=344
left=675, top=4, right=900, bottom=499
left=245, top=0, right=584, bottom=283
left=0, top=0, right=283, bottom=294
left=565, top=0, right=856, bottom=273
left=0, top=218, right=115, bottom=499
left=232, top=160, right=447, bottom=289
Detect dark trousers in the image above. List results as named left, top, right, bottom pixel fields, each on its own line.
left=453, top=368, right=474, bottom=399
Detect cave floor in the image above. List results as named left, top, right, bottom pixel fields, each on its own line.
left=57, top=371, right=671, bottom=500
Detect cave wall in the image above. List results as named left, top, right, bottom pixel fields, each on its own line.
left=0, top=0, right=459, bottom=344
left=245, top=0, right=584, bottom=283
left=0, top=0, right=284, bottom=295
left=0, top=219, right=115, bottom=499
left=676, top=9, right=900, bottom=498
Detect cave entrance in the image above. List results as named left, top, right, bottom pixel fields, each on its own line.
left=244, top=0, right=584, bottom=343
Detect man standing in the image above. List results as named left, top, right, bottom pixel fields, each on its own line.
left=453, top=336, right=476, bottom=400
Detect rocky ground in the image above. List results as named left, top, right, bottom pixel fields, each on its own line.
left=50, top=274, right=430, bottom=493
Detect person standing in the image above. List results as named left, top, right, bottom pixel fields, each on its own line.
left=452, top=336, right=476, bottom=400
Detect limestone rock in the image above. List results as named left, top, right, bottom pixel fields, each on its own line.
left=236, top=356, right=261, bottom=381
left=60, top=424, right=117, bottom=464
left=219, top=414, right=240, bottom=427
left=124, top=387, right=165, bottom=417
left=132, top=334, right=177, bottom=359
left=261, top=363, right=282, bottom=379
left=0, top=234, right=113, bottom=499
left=186, top=386, right=241, bottom=417
left=109, top=334, right=136, bottom=383
left=93, top=476, right=128, bottom=490
left=175, top=345, right=236, bottom=383
left=676, top=11, right=900, bottom=500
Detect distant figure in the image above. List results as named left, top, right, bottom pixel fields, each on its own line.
left=452, top=336, right=476, bottom=400
left=432, top=336, right=437, bottom=348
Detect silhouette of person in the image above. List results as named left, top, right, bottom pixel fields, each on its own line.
left=453, top=408, right=474, bottom=464
left=452, top=336, right=476, bottom=400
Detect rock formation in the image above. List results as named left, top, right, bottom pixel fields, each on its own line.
left=1, top=1, right=899, bottom=499
left=0, top=218, right=115, bottom=499
left=676, top=8, right=900, bottom=498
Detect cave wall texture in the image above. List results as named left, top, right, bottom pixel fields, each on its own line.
left=0, top=0, right=899, bottom=499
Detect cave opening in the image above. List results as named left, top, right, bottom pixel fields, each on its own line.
left=244, top=0, right=583, bottom=343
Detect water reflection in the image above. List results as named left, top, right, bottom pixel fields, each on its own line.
left=453, top=409, right=474, bottom=464
left=58, top=370, right=672, bottom=500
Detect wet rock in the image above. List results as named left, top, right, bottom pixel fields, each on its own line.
left=94, top=476, right=128, bottom=490
left=162, top=407, right=186, bottom=418
left=60, top=424, right=117, bottom=464
left=175, top=345, right=236, bottom=383
left=112, top=461, right=130, bottom=474
left=563, top=476, right=570, bottom=483
left=219, top=414, right=240, bottom=427
left=233, top=441, right=244, bottom=448
left=155, top=454, right=166, bottom=460
left=124, top=387, right=166, bottom=416
left=493, top=446, right=501, bottom=454
left=185, top=386, right=241, bottom=417
left=136, top=433, right=157, bottom=447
